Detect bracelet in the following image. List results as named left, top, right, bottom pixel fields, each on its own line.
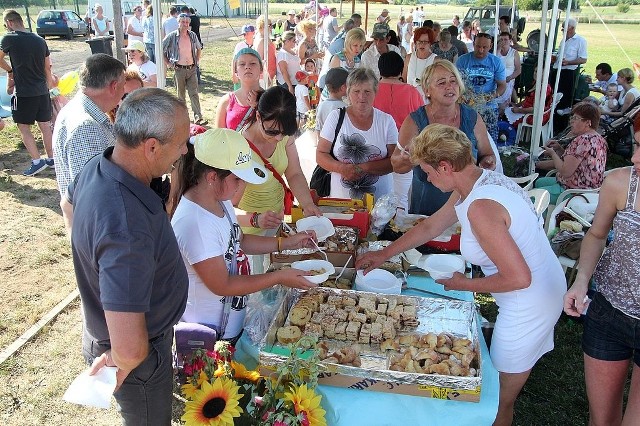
left=250, top=212, right=260, bottom=228
left=277, top=236, right=282, bottom=252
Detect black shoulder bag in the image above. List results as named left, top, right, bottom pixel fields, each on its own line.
left=310, top=107, right=346, bottom=197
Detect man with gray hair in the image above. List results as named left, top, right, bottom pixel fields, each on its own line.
left=554, top=17, right=587, bottom=116
left=73, top=88, right=190, bottom=425
left=53, top=53, right=125, bottom=205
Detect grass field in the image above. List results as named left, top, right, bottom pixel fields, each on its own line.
left=0, top=5, right=637, bottom=425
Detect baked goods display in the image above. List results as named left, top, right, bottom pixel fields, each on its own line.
left=358, top=241, right=403, bottom=273
left=318, top=341, right=362, bottom=367
left=276, top=290, right=419, bottom=347
left=319, top=277, right=352, bottom=290
left=386, top=332, right=478, bottom=377
left=279, top=225, right=358, bottom=254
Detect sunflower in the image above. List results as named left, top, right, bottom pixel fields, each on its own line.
left=213, top=361, right=261, bottom=383
left=182, top=370, right=209, bottom=399
left=284, top=384, right=327, bottom=426
left=182, top=377, right=244, bottom=426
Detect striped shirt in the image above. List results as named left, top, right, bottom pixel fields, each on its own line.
left=161, top=30, right=201, bottom=66
left=52, top=92, right=115, bottom=196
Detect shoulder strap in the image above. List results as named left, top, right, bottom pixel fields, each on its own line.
left=329, top=107, right=346, bottom=160
left=246, top=139, right=292, bottom=195
left=217, top=201, right=236, bottom=337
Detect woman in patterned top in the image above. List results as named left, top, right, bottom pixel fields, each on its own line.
left=534, top=102, right=608, bottom=204
left=563, top=123, right=640, bottom=426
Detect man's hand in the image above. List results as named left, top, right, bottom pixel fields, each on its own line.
left=88, top=351, right=130, bottom=391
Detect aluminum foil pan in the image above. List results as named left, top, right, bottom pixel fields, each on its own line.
left=260, top=288, right=482, bottom=391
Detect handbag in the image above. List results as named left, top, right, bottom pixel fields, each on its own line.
left=246, top=139, right=295, bottom=215
left=550, top=230, right=583, bottom=260
left=310, top=107, right=346, bottom=197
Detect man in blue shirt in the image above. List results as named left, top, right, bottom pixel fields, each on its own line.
left=456, top=33, right=506, bottom=142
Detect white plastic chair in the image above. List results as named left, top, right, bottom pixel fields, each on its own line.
left=546, top=191, right=599, bottom=285
left=0, top=74, right=11, bottom=118
left=515, top=92, right=563, bottom=150
left=528, top=188, right=550, bottom=218
left=510, top=172, right=539, bottom=191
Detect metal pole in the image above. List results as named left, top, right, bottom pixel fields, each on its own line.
left=153, top=0, right=165, bottom=88
left=493, top=1, right=499, bottom=52
left=262, top=0, right=269, bottom=88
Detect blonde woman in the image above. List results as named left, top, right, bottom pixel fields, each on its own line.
left=276, top=31, right=300, bottom=94
left=254, top=15, right=277, bottom=82
left=329, top=28, right=365, bottom=72
left=91, top=4, right=110, bottom=37
left=297, top=19, right=323, bottom=66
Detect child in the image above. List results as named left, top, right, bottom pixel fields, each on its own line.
left=600, top=82, right=620, bottom=124
left=315, top=68, right=348, bottom=145
left=304, top=58, right=320, bottom=109
left=294, top=70, right=311, bottom=128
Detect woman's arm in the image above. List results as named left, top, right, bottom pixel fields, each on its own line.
left=317, top=135, right=361, bottom=181
left=356, top=194, right=459, bottom=273
left=473, top=115, right=496, bottom=170
left=508, top=51, right=521, bottom=82
left=241, top=231, right=315, bottom=255
left=283, top=137, right=322, bottom=216
left=564, top=171, right=626, bottom=316
left=127, top=22, right=143, bottom=37
left=192, top=255, right=316, bottom=295
left=359, top=144, right=395, bottom=176
left=215, top=93, right=231, bottom=128
left=391, top=115, right=419, bottom=174
left=329, top=54, right=340, bottom=69
left=402, top=53, right=411, bottom=83
left=544, top=138, right=581, bottom=179
left=278, top=60, right=294, bottom=93
left=439, top=199, right=532, bottom=292
left=298, top=42, right=308, bottom=63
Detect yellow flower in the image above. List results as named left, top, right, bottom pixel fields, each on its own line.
left=284, top=384, right=327, bottom=426
left=214, top=361, right=261, bottom=383
left=182, top=370, right=208, bottom=399
left=182, top=377, right=244, bottom=426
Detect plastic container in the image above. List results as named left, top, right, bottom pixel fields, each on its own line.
left=354, top=269, right=401, bottom=294
left=420, top=254, right=465, bottom=280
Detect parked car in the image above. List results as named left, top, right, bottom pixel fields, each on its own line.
left=463, top=5, right=524, bottom=37
left=36, top=10, right=89, bottom=40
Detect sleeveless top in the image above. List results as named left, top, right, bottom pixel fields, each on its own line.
left=335, top=51, right=361, bottom=72
left=497, top=47, right=516, bottom=76
left=225, top=92, right=251, bottom=131
left=301, top=38, right=320, bottom=61
left=407, top=53, right=437, bottom=99
left=238, top=138, right=289, bottom=235
left=594, top=168, right=640, bottom=318
left=408, top=104, right=479, bottom=216
left=94, top=16, right=108, bottom=33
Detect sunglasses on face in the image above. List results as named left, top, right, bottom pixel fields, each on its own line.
left=260, top=119, right=285, bottom=137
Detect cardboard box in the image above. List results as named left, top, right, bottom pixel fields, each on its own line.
left=292, top=194, right=374, bottom=238
left=259, top=288, right=482, bottom=402
left=270, top=225, right=359, bottom=268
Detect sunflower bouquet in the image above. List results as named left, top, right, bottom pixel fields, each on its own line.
left=181, top=337, right=327, bottom=426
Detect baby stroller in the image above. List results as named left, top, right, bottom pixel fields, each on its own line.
left=600, top=96, right=640, bottom=159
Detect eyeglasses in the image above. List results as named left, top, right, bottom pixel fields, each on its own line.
left=121, top=92, right=130, bottom=101
left=569, top=115, right=588, bottom=122
left=416, top=40, right=430, bottom=45
left=260, top=119, right=285, bottom=137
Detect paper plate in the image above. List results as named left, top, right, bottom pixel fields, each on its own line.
left=419, top=254, right=465, bottom=280
left=295, top=216, right=335, bottom=242
left=291, top=259, right=335, bottom=284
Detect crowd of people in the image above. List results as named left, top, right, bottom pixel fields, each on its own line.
left=2, top=4, right=640, bottom=426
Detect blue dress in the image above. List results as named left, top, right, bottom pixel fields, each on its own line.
left=409, top=104, right=479, bottom=216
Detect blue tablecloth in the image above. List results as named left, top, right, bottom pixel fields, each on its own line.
left=236, top=275, right=499, bottom=426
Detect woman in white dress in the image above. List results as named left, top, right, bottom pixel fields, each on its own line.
left=356, top=124, right=565, bottom=426
left=495, top=31, right=521, bottom=111
left=402, top=27, right=437, bottom=100
left=276, top=31, right=301, bottom=94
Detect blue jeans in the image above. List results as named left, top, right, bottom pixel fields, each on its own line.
left=145, top=43, right=155, bottom=63
left=83, top=329, right=174, bottom=425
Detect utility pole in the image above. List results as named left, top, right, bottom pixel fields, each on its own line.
left=112, top=0, right=126, bottom=63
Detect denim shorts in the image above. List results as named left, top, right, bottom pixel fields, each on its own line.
left=582, top=292, right=640, bottom=366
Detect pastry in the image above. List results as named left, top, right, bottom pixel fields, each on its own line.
left=276, top=326, right=302, bottom=344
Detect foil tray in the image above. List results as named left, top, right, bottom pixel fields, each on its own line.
left=259, top=287, right=482, bottom=392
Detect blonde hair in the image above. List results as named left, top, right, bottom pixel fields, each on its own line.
left=298, top=19, right=316, bottom=35
left=256, top=14, right=270, bottom=31
left=410, top=124, right=474, bottom=171
left=420, top=60, right=465, bottom=99
left=618, top=67, right=635, bottom=84
left=344, top=28, right=366, bottom=53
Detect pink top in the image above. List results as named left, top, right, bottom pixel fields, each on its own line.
left=373, top=82, right=424, bottom=130
left=225, top=92, right=252, bottom=131
left=558, top=132, right=608, bottom=189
